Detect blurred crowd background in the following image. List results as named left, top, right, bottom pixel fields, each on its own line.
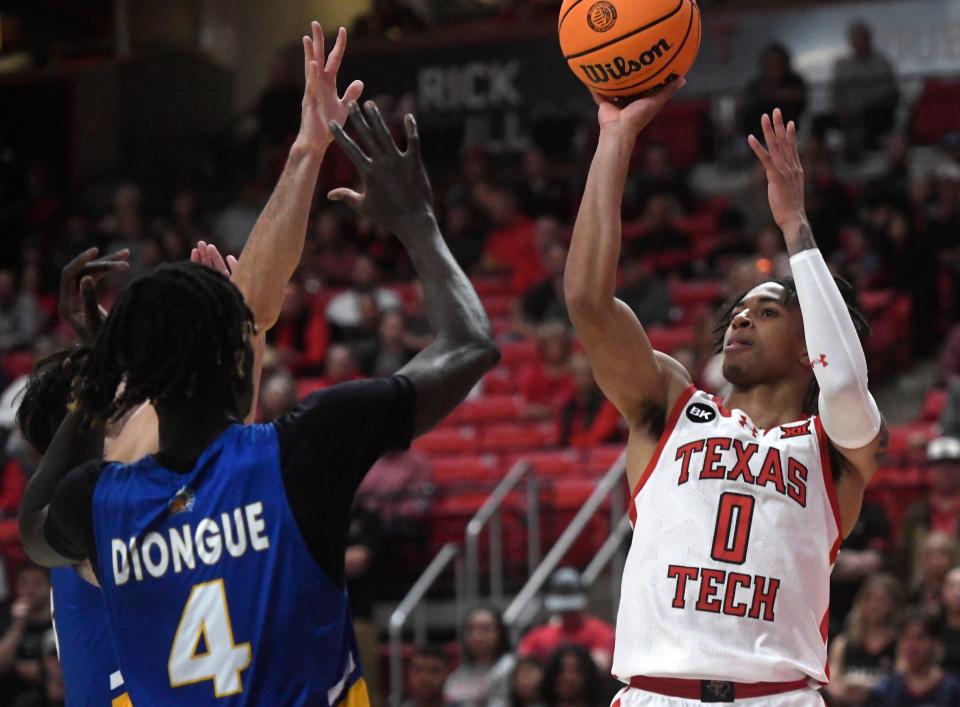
left=1, top=0, right=960, bottom=705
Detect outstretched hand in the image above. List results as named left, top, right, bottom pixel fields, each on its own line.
left=328, top=100, right=434, bottom=241
left=190, top=241, right=238, bottom=278
left=593, top=78, right=685, bottom=137
left=295, top=22, right=364, bottom=156
left=59, top=248, right=130, bottom=344
left=748, top=108, right=807, bottom=232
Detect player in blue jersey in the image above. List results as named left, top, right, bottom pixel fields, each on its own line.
left=18, top=23, right=367, bottom=706
left=18, top=91, right=497, bottom=707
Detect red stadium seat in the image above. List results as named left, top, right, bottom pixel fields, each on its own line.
left=431, top=454, right=502, bottom=485
left=457, top=395, right=524, bottom=425
left=921, top=389, right=948, bottom=423
left=512, top=449, right=583, bottom=479
left=491, top=318, right=514, bottom=338
left=910, top=79, right=960, bottom=145
left=480, top=422, right=558, bottom=453
left=646, top=326, right=695, bottom=354
left=413, top=427, right=479, bottom=455
left=500, top=340, right=539, bottom=369
left=670, top=281, right=723, bottom=310
left=472, top=276, right=511, bottom=298
left=587, top=445, right=625, bottom=475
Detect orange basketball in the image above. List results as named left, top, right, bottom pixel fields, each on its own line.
left=558, top=0, right=701, bottom=98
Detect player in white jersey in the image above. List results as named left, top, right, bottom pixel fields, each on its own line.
left=564, top=82, right=887, bottom=705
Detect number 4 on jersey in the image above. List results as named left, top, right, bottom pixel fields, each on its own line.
left=168, top=579, right=251, bottom=696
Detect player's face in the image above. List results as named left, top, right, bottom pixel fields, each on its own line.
left=721, top=283, right=807, bottom=388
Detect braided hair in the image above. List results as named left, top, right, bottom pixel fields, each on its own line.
left=73, top=262, right=254, bottom=425
left=17, top=347, right=90, bottom=454
left=712, top=275, right=870, bottom=415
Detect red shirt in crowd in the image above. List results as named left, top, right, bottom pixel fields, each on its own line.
left=520, top=363, right=575, bottom=413
left=518, top=613, right=616, bottom=668
left=483, top=217, right=546, bottom=295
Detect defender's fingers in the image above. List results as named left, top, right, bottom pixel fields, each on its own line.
left=80, top=276, right=99, bottom=326
left=348, top=101, right=382, bottom=157
left=403, top=114, right=421, bottom=158
left=786, top=121, right=802, bottom=169
left=365, top=101, right=400, bottom=155
left=759, top=113, right=782, bottom=167
left=302, top=36, right=312, bottom=81
left=324, top=27, right=347, bottom=76
left=226, top=255, right=239, bottom=273
left=204, top=244, right=230, bottom=277
left=305, top=60, right=320, bottom=102
left=327, top=188, right=363, bottom=211
left=330, top=120, right=372, bottom=170
left=771, top=109, right=793, bottom=165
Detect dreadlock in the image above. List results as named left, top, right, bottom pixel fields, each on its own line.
left=17, top=347, right=90, bottom=454
left=73, top=262, right=253, bottom=425
left=712, top=275, right=870, bottom=415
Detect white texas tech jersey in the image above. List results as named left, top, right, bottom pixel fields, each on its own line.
left=613, top=386, right=841, bottom=685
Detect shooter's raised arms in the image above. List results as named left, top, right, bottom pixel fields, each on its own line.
left=230, top=22, right=363, bottom=331
left=329, top=101, right=499, bottom=436
left=563, top=83, right=691, bottom=435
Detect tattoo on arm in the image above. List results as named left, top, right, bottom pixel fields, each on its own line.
left=785, top=221, right=818, bottom=256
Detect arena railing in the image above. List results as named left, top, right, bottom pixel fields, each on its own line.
left=503, top=452, right=628, bottom=644
left=465, top=460, right=540, bottom=606
left=388, top=542, right=465, bottom=707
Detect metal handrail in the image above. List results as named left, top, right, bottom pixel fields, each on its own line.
left=465, top=460, right=540, bottom=605
left=503, top=453, right=627, bottom=642
left=388, top=543, right=463, bottom=707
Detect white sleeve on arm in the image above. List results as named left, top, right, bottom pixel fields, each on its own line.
left=790, top=249, right=882, bottom=449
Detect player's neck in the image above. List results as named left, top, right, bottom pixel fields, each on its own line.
left=725, top=381, right=808, bottom=430
left=155, top=400, right=238, bottom=465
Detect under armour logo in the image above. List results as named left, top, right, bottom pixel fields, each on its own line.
left=739, top=414, right=758, bottom=438
left=811, top=354, right=829, bottom=368
left=701, top=680, right=734, bottom=702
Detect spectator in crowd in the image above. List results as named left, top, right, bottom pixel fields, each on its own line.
left=540, top=646, right=606, bottom=707
left=258, top=370, right=298, bottom=421
left=101, top=184, right=146, bottom=277
left=269, top=281, right=329, bottom=374
left=868, top=609, right=960, bottom=705
left=342, top=293, right=384, bottom=373
left=10, top=630, right=62, bottom=707
left=753, top=224, right=792, bottom=280
left=628, top=144, right=692, bottom=216
left=941, top=567, right=960, bottom=676
left=0, top=270, right=42, bottom=355
left=519, top=238, right=569, bottom=334
left=740, top=43, right=808, bottom=136
left=830, top=500, right=891, bottom=633
left=827, top=574, right=903, bottom=706
left=940, top=329, right=960, bottom=386
left=167, top=187, right=209, bottom=248
left=626, top=194, right=691, bottom=276
left=212, top=179, right=266, bottom=256
left=371, top=311, right=419, bottom=377
left=558, top=354, right=623, bottom=449
left=0, top=564, right=52, bottom=702
left=310, top=207, right=358, bottom=287
left=255, top=52, right=303, bottom=171
left=347, top=503, right=385, bottom=706
left=402, top=644, right=452, bottom=707
left=708, top=208, right=755, bottom=274
left=831, top=22, right=899, bottom=155
left=507, top=657, right=545, bottom=707
left=521, top=323, right=575, bottom=420
left=911, top=532, right=959, bottom=613
left=442, top=200, right=487, bottom=273
left=445, top=607, right=515, bottom=707
left=326, top=255, right=401, bottom=334
left=897, top=438, right=960, bottom=581
left=616, top=245, right=672, bottom=327
left=479, top=186, right=545, bottom=295
left=831, top=225, right=884, bottom=291
left=518, top=568, right=615, bottom=673
left=519, top=148, right=569, bottom=219
left=358, top=449, right=434, bottom=533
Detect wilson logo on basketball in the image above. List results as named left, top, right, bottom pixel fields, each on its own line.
left=586, top=1, right=617, bottom=32
left=579, top=38, right=672, bottom=83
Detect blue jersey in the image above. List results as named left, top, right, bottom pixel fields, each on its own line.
left=50, top=566, right=132, bottom=706
left=91, top=423, right=368, bottom=707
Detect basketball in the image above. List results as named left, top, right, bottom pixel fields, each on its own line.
left=558, top=0, right=702, bottom=97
